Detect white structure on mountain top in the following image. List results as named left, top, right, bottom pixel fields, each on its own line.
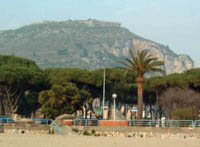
left=79, top=19, right=122, bottom=27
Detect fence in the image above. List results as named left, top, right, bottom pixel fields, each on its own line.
left=164, top=120, right=194, bottom=127
left=194, top=120, right=200, bottom=127
left=0, top=117, right=64, bottom=135
left=73, top=119, right=98, bottom=126
left=128, top=120, right=195, bottom=127
left=32, top=118, right=52, bottom=125
left=128, top=120, right=160, bottom=127
left=1, top=117, right=200, bottom=128
left=0, top=118, right=14, bottom=124
left=127, top=120, right=200, bottom=128
left=72, top=119, right=200, bottom=128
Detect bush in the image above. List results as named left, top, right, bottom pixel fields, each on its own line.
left=72, top=128, right=79, bottom=133
left=94, top=133, right=100, bottom=137
left=91, top=129, right=96, bottom=134
left=83, top=130, right=91, bottom=136
left=159, top=88, right=200, bottom=119
left=172, top=107, right=199, bottom=120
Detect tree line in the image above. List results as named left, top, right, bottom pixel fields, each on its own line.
left=0, top=54, right=200, bottom=120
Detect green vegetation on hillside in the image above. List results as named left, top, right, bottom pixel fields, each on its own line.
left=0, top=20, right=187, bottom=71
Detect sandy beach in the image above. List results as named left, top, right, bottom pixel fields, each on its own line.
left=0, top=133, right=200, bottom=147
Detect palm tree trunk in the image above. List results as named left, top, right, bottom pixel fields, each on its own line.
left=137, top=76, right=144, bottom=120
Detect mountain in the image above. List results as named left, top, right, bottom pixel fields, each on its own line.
left=0, top=19, right=194, bottom=74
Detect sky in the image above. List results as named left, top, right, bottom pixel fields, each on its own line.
left=0, top=0, right=200, bottom=66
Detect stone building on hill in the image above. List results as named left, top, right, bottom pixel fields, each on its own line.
left=80, top=19, right=122, bottom=27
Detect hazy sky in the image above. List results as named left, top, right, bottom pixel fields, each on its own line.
left=1, top=0, right=200, bottom=66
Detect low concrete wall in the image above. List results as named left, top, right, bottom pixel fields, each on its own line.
left=76, top=126, right=200, bottom=133
left=3, top=123, right=50, bottom=134
left=62, top=120, right=73, bottom=126
left=62, top=120, right=129, bottom=127
left=99, top=120, right=128, bottom=127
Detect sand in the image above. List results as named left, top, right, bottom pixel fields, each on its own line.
left=0, top=133, right=200, bottom=147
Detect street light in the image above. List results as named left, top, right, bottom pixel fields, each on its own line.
left=112, top=93, right=117, bottom=120
left=102, top=58, right=106, bottom=119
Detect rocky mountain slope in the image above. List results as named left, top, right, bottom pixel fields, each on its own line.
left=0, top=20, right=194, bottom=74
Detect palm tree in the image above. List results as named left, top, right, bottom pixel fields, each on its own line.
left=120, top=49, right=165, bottom=120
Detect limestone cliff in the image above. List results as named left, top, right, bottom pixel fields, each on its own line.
left=131, top=39, right=194, bottom=74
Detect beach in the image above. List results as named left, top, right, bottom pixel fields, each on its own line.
left=0, top=133, right=200, bottom=147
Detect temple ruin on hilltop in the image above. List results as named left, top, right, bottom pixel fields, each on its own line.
left=78, top=19, right=122, bottom=27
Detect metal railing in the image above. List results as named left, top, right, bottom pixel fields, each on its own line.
left=72, top=119, right=200, bottom=127
left=0, top=118, right=14, bottom=124
left=194, top=120, right=200, bottom=127
left=32, top=118, right=52, bottom=125
left=73, top=119, right=99, bottom=126
left=0, top=116, right=64, bottom=135
left=128, top=120, right=197, bottom=128
left=164, top=120, right=193, bottom=127
left=50, top=120, right=63, bottom=135
left=1, top=116, right=200, bottom=128
left=129, top=120, right=160, bottom=127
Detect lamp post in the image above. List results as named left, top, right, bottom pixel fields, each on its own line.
left=112, top=93, right=117, bottom=120
left=102, top=58, right=106, bottom=119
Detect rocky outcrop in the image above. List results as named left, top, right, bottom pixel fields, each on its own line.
left=131, top=39, right=194, bottom=74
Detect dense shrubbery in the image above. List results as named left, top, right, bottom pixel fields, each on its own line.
left=38, top=68, right=137, bottom=118
left=172, top=107, right=199, bottom=120
left=158, top=88, right=200, bottom=119
left=0, top=55, right=47, bottom=117
left=145, top=69, right=200, bottom=119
